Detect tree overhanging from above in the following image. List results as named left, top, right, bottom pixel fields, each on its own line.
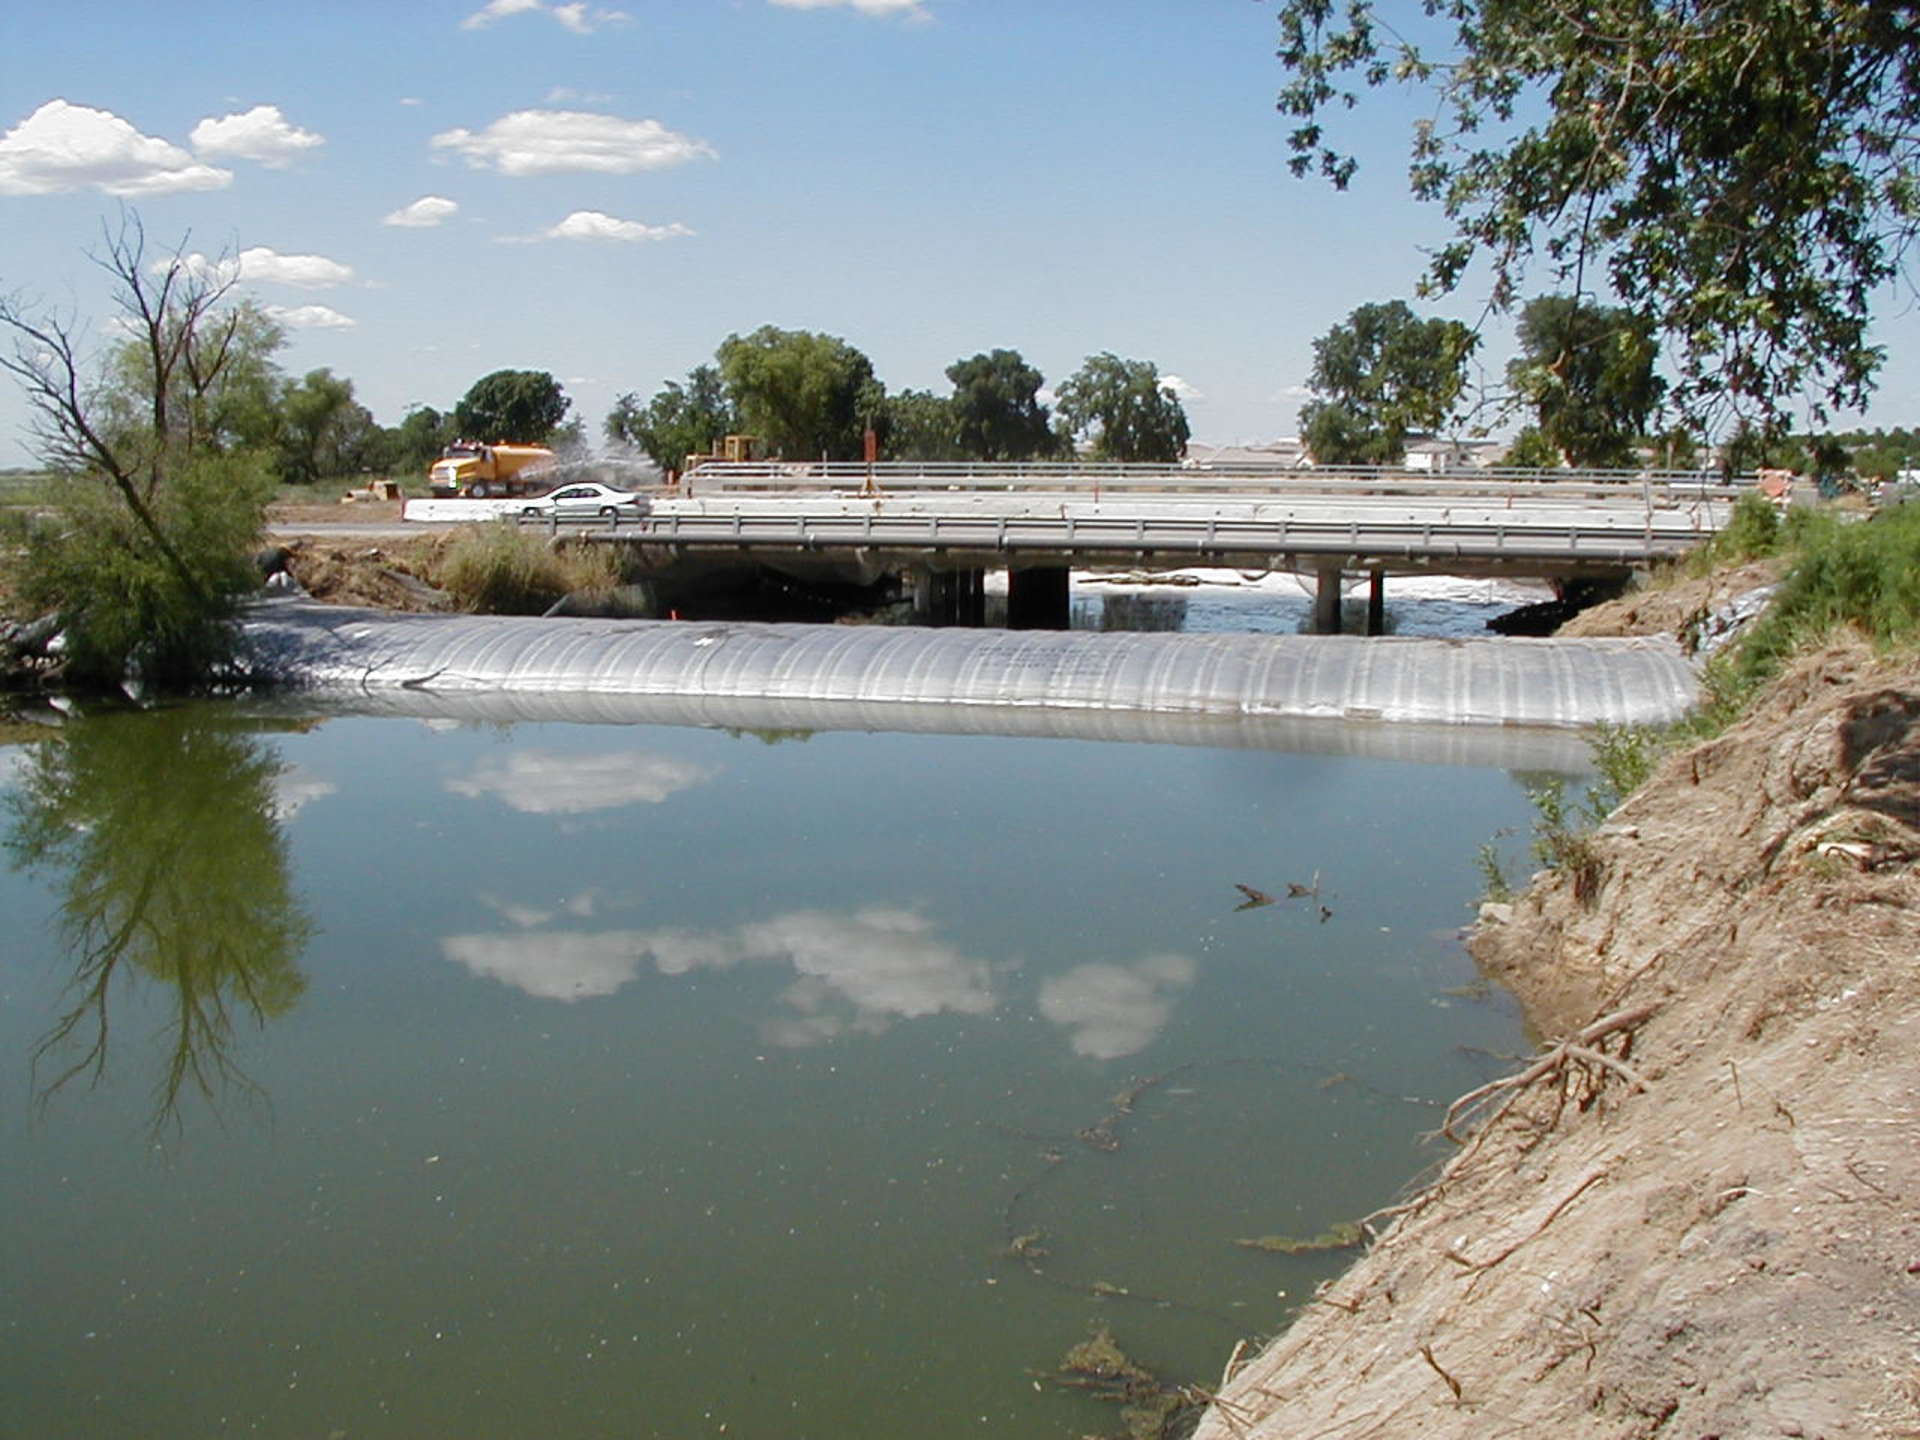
left=1272, top=0, right=1920, bottom=429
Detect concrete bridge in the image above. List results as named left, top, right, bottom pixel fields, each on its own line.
left=425, top=461, right=1747, bottom=632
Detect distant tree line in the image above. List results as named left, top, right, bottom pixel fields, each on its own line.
left=605, top=327, right=1190, bottom=476
left=1295, top=294, right=1916, bottom=483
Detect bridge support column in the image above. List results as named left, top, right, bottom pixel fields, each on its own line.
left=1313, top=566, right=1344, bottom=635
left=1007, top=565, right=1070, bottom=631
left=1366, top=568, right=1386, bottom=636
left=960, top=567, right=986, bottom=626
left=914, top=567, right=988, bottom=626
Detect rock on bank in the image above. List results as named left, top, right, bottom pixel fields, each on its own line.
left=1196, top=641, right=1920, bottom=1439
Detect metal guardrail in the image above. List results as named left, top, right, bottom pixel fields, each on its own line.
left=535, top=507, right=1720, bottom=569
left=675, top=460, right=1752, bottom=506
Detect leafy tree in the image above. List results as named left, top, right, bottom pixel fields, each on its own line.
left=99, top=296, right=287, bottom=459
left=276, top=367, right=380, bottom=485
left=945, top=349, right=1058, bottom=461
left=606, top=364, right=736, bottom=475
left=1504, top=426, right=1563, bottom=470
left=1270, top=1, right=1920, bottom=427
left=1299, top=301, right=1476, bottom=464
left=453, top=368, right=570, bottom=443
left=387, top=404, right=458, bottom=476
left=1507, top=296, right=1665, bottom=467
left=715, top=326, right=880, bottom=461
left=0, top=214, right=277, bottom=687
left=1649, top=424, right=1702, bottom=470
left=1053, top=352, right=1191, bottom=462
left=883, top=388, right=963, bottom=461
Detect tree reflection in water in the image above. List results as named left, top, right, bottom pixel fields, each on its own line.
left=5, top=708, right=315, bottom=1136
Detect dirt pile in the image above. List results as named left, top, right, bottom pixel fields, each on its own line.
left=1195, top=640, right=1920, bottom=1439
left=1557, top=557, right=1784, bottom=646
left=280, top=535, right=459, bottom=611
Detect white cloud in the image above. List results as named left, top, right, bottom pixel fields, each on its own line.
left=240, top=246, right=355, bottom=288
left=189, top=105, right=323, bottom=168
left=461, top=0, right=544, bottom=27
left=769, top=0, right=930, bottom=17
left=399, top=97, right=425, bottom=108
left=445, top=749, right=716, bottom=813
left=546, top=86, right=613, bottom=105
left=0, top=99, right=231, bottom=196
left=1161, top=374, right=1203, bottom=402
left=431, top=109, right=716, bottom=177
left=384, top=195, right=460, bottom=228
left=461, top=0, right=631, bottom=32
left=514, top=210, right=694, bottom=244
left=266, top=304, right=357, bottom=329
left=1037, top=953, right=1197, bottom=1060
left=175, top=245, right=354, bottom=290
left=552, top=3, right=630, bottom=32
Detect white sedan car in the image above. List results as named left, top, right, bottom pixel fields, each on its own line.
left=520, top=482, right=651, bottom=523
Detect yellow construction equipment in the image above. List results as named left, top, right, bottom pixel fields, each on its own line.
left=427, top=442, right=556, bottom=498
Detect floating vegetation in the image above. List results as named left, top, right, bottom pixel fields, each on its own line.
left=1074, top=1067, right=1193, bottom=1153
left=1232, top=1220, right=1366, bottom=1256
left=1005, top=1229, right=1050, bottom=1262
left=1047, top=1326, right=1204, bottom=1440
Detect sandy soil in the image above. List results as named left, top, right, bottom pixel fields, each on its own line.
left=273, top=533, right=460, bottom=611
left=1557, top=558, right=1787, bottom=647
left=1193, top=600, right=1920, bottom=1436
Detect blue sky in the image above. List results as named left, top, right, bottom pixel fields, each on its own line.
left=4, top=0, right=1919, bottom=469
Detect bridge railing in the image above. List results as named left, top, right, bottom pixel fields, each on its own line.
left=677, top=460, right=1750, bottom=507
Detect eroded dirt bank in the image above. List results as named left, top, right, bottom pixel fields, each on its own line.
left=1195, top=639, right=1920, bottom=1439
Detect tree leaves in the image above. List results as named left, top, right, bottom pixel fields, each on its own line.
left=1268, top=0, right=1920, bottom=428
left=1300, top=301, right=1475, bottom=464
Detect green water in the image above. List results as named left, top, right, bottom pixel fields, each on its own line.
left=0, top=704, right=1556, bottom=1438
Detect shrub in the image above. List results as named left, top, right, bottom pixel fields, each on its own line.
left=437, top=523, right=625, bottom=614
left=1687, top=492, right=1781, bottom=573
left=10, top=453, right=274, bottom=689
left=1723, top=500, right=1920, bottom=695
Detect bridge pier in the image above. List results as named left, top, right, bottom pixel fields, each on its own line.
left=1367, top=568, right=1385, bottom=637
left=1313, top=567, right=1343, bottom=635
left=913, top=567, right=988, bottom=626
left=1007, top=565, right=1070, bottom=630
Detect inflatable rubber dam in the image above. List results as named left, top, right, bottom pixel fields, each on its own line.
left=243, top=603, right=1697, bottom=765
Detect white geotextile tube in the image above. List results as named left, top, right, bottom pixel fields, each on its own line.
left=243, top=601, right=1698, bottom=738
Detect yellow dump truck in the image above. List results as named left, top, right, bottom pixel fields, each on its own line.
left=427, top=442, right=556, bottom=498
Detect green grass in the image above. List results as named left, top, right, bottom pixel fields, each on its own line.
left=0, top=471, right=57, bottom=509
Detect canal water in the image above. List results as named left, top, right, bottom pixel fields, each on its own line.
left=0, top=678, right=1572, bottom=1439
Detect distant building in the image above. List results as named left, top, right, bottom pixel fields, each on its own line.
left=1402, top=436, right=1491, bottom=473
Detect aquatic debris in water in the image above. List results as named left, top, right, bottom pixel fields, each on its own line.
left=1049, top=1326, right=1203, bottom=1440
left=1006, top=1229, right=1050, bottom=1262
left=1231, top=1220, right=1365, bottom=1256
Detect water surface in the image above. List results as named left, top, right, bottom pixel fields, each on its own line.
left=1, top=702, right=1556, bottom=1438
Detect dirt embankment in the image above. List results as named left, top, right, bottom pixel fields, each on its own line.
left=1196, top=590, right=1920, bottom=1437
left=273, top=533, right=460, bottom=611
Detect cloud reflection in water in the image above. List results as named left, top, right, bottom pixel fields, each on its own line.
left=441, top=905, right=997, bottom=1043
left=1036, top=954, right=1198, bottom=1059
left=444, top=749, right=716, bottom=814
